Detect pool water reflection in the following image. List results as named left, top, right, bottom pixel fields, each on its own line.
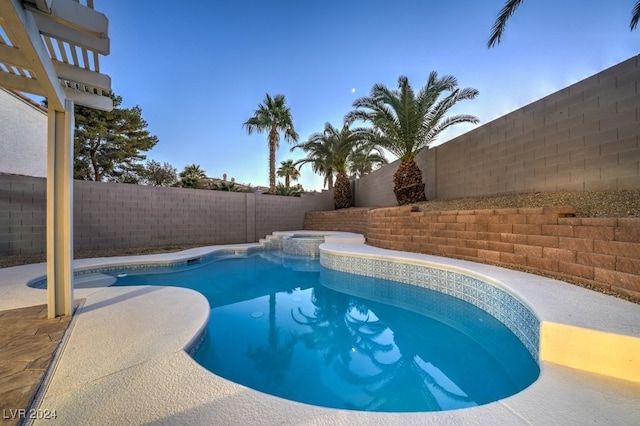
left=114, top=252, right=539, bottom=412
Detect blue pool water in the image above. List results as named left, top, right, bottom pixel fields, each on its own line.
left=112, top=251, right=539, bottom=412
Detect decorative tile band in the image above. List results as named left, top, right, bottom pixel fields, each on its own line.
left=320, top=251, right=540, bottom=360
left=282, top=236, right=324, bottom=257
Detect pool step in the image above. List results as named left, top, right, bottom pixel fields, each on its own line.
left=258, top=233, right=283, bottom=250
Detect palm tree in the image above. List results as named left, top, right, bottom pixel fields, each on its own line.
left=347, top=73, right=479, bottom=206
left=295, top=119, right=369, bottom=209
left=291, top=133, right=336, bottom=190
left=292, top=285, right=447, bottom=410
left=179, top=164, right=206, bottom=188
left=276, top=159, right=300, bottom=188
left=349, top=140, right=388, bottom=179
left=243, top=94, right=299, bottom=195
left=213, top=180, right=239, bottom=192
left=246, top=293, right=297, bottom=384
left=488, top=0, right=640, bottom=47
left=275, top=182, right=304, bottom=197
left=293, top=128, right=387, bottom=191
left=330, top=124, right=356, bottom=210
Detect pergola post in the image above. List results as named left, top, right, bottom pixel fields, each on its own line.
left=46, top=99, right=75, bottom=318
left=0, top=0, right=112, bottom=317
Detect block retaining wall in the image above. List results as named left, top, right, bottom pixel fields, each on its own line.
left=304, top=207, right=640, bottom=302
left=304, top=208, right=371, bottom=237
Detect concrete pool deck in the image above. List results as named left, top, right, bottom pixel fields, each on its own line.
left=1, top=235, right=639, bottom=425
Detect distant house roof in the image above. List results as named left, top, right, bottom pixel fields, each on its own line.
left=199, top=177, right=256, bottom=192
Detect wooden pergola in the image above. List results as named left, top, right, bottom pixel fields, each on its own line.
left=0, top=0, right=112, bottom=318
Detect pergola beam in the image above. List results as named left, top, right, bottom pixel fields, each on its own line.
left=1, top=0, right=65, bottom=109
left=62, top=86, right=111, bottom=110
left=31, top=8, right=109, bottom=54
left=27, top=0, right=109, bottom=42
left=0, top=69, right=43, bottom=95
left=0, top=43, right=30, bottom=68
left=28, top=0, right=52, bottom=13
left=54, top=59, right=110, bottom=91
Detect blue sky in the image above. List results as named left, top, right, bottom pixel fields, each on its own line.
left=97, top=0, right=637, bottom=190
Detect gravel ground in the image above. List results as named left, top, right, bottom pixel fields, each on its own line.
left=415, top=190, right=640, bottom=217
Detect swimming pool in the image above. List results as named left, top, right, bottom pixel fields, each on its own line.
left=108, top=249, right=539, bottom=412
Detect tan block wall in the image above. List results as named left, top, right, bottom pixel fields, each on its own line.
left=304, top=208, right=371, bottom=237
left=0, top=175, right=45, bottom=255
left=354, top=55, right=640, bottom=206
left=0, top=173, right=334, bottom=255
left=304, top=207, right=640, bottom=302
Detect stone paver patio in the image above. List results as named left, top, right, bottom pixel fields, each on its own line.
left=0, top=304, right=71, bottom=425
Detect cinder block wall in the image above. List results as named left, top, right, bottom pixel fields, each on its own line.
left=353, top=162, right=399, bottom=208
left=354, top=55, right=640, bottom=206
left=0, top=175, right=46, bottom=255
left=304, top=207, right=640, bottom=301
left=73, top=180, right=250, bottom=250
left=0, top=173, right=334, bottom=255
left=254, top=190, right=336, bottom=240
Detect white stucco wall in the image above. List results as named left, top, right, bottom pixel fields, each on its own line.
left=0, top=88, right=47, bottom=177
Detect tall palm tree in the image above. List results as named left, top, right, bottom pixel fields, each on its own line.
left=179, top=163, right=206, bottom=188
left=246, top=293, right=297, bottom=384
left=243, top=94, right=299, bottom=195
left=329, top=122, right=357, bottom=210
left=347, top=73, right=479, bottom=206
left=291, top=133, right=336, bottom=190
left=488, top=0, right=640, bottom=47
left=276, top=159, right=300, bottom=188
left=294, top=119, right=370, bottom=209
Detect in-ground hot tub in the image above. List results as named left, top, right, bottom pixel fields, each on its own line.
left=282, top=234, right=326, bottom=257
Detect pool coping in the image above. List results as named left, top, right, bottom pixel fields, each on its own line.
left=1, top=233, right=638, bottom=424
